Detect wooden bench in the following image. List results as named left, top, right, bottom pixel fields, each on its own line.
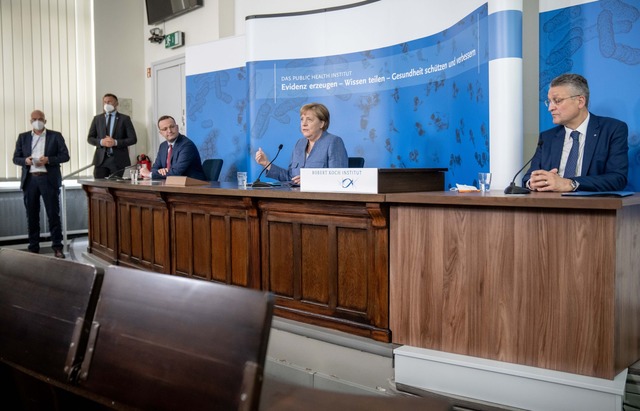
left=76, top=265, right=274, bottom=411
left=0, top=250, right=450, bottom=410
left=0, top=248, right=104, bottom=407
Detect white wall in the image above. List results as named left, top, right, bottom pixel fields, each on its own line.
left=94, top=0, right=146, bottom=161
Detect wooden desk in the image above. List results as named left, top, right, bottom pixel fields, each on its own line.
left=82, top=180, right=394, bottom=342
left=387, top=191, right=640, bottom=379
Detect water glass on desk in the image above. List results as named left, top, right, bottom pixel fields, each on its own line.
left=130, top=167, right=139, bottom=183
left=237, top=171, right=247, bottom=189
left=478, top=172, right=492, bottom=192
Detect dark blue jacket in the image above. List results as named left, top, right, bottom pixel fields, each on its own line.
left=523, top=114, right=628, bottom=191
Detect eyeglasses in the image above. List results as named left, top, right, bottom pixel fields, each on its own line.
left=159, top=124, right=178, bottom=132
left=544, top=95, right=581, bottom=107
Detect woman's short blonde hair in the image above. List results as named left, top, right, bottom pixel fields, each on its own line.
left=300, top=103, right=330, bottom=131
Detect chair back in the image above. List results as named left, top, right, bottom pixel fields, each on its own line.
left=203, top=158, right=224, bottom=181
left=0, top=248, right=103, bottom=382
left=77, top=265, right=274, bottom=411
left=348, top=157, right=365, bottom=168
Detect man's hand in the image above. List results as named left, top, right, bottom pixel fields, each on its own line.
left=529, top=168, right=573, bottom=192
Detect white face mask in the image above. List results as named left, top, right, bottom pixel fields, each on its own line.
left=104, top=103, right=115, bottom=113
left=32, top=120, right=45, bottom=131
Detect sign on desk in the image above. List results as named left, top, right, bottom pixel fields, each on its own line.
left=300, top=168, right=378, bottom=194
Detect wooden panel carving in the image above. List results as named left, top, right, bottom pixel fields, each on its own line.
left=260, top=199, right=389, bottom=342
left=169, top=194, right=259, bottom=288
left=83, top=186, right=117, bottom=263
left=116, top=190, right=169, bottom=273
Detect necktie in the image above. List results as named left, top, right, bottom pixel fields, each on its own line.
left=166, top=144, right=173, bottom=170
left=564, top=130, right=580, bottom=178
left=106, top=114, right=113, bottom=156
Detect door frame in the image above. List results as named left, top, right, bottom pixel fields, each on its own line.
left=151, top=55, right=186, bottom=156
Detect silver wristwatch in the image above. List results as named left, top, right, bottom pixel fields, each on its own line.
left=570, top=179, right=579, bottom=191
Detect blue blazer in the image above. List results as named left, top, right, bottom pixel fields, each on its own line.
left=151, top=134, right=206, bottom=180
left=266, top=131, right=348, bottom=181
left=13, top=129, right=70, bottom=190
left=523, top=114, right=628, bottom=191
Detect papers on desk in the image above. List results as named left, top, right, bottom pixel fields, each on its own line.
left=561, top=191, right=634, bottom=197
left=452, top=184, right=480, bottom=193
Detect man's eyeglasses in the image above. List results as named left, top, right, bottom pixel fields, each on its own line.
left=159, top=124, right=178, bottom=132
left=544, top=95, right=581, bottom=107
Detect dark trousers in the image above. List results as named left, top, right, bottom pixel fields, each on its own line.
left=23, top=175, right=63, bottom=252
left=94, top=155, right=121, bottom=179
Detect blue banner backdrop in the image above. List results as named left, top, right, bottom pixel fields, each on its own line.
left=186, top=67, right=249, bottom=183
left=540, top=0, right=640, bottom=191
left=246, top=4, right=489, bottom=189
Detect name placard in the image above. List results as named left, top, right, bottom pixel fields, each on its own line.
left=300, top=168, right=378, bottom=193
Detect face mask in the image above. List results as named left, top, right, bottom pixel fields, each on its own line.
left=32, top=120, right=45, bottom=131
left=104, top=104, right=115, bottom=113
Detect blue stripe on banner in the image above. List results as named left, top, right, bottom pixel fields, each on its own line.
left=489, top=10, right=523, bottom=60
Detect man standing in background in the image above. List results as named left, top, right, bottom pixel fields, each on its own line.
left=87, top=93, right=138, bottom=178
left=13, top=110, right=70, bottom=258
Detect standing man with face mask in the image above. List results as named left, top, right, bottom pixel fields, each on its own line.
left=13, top=110, right=70, bottom=258
left=87, top=93, right=138, bottom=178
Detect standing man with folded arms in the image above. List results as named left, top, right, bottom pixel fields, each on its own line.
left=87, top=93, right=138, bottom=178
left=13, top=110, right=70, bottom=258
left=523, top=73, right=628, bottom=192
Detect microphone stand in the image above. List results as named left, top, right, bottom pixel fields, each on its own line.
left=60, top=163, right=94, bottom=253
left=504, top=141, right=543, bottom=195
left=62, top=164, right=94, bottom=180
left=251, top=144, right=283, bottom=188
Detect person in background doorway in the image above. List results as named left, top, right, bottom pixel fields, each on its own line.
left=139, top=115, right=206, bottom=180
left=87, top=93, right=138, bottom=178
left=12, top=110, right=70, bottom=258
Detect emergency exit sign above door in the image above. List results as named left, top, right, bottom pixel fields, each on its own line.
left=165, top=31, right=184, bottom=49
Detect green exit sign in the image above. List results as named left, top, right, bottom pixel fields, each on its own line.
left=165, top=31, right=184, bottom=49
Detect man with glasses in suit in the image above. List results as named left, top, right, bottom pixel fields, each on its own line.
left=523, top=73, right=628, bottom=192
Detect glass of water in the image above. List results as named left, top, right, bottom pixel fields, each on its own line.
left=478, top=172, right=492, bottom=192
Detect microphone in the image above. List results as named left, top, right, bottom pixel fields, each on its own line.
left=251, top=144, right=283, bottom=188
left=105, top=164, right=138, bottom=180
left=504, top=141, right=543, bottom=195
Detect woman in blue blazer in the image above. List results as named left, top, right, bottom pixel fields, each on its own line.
left=254, top=103, right=348, bottom=184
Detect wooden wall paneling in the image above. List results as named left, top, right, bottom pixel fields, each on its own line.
left=83, top=186, right=117, bottom=263
left=260, top=199, right=390, bottom=342
left=114, top=190, right=170, bottom=273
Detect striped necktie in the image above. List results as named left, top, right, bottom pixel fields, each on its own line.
left=564, top=130, right=580, bottom=178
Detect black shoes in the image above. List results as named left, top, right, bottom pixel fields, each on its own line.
left=53, top=249, right=65, bottom=259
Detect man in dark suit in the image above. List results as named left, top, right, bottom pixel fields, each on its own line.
left=12, top=110, right=70, bottom=258
left=87, top=93, right=138, bottom=178
left=523, top=73, right=628, bottom=192
left=139, top=115, right=206, bottom=181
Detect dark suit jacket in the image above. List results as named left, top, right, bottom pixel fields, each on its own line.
left=87, top=111, right=138, bottom=170
left=523, top=114, right=628, bottom=192
left=150, top=134, right=206, bottom=180
left=13, top=129, right=70, bottom=190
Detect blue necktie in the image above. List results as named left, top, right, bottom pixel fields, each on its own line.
left=564, top=130, right=580, bottom=178
left=106, top=114, right=113, bottom=156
